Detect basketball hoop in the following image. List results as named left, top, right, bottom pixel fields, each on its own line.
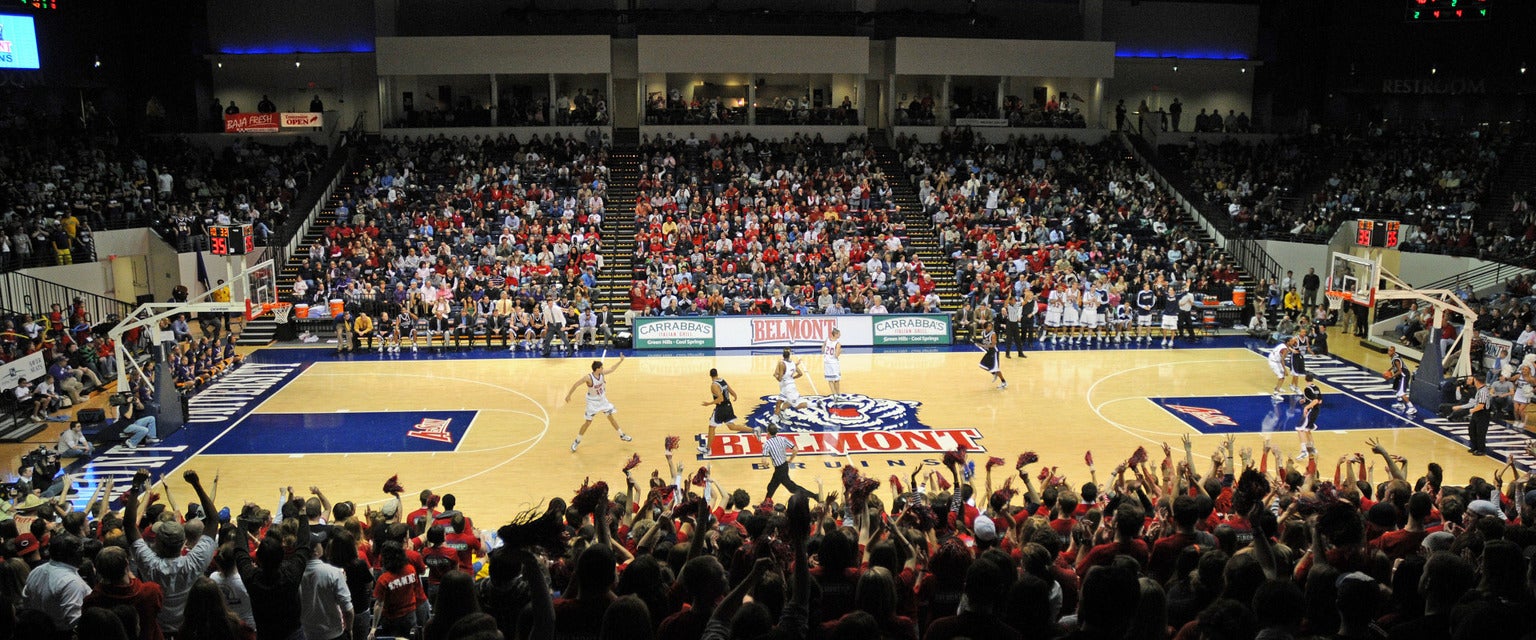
left=270, top=302, right=295, bottom=324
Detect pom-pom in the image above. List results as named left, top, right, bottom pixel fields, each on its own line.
left=1085, top=451, right=1095, bottom=467
left=1128, top=446, right=1148, bottom=467
left=943, top=447, right=967, bottom=468
left=664, top=435, right=680, bottom=452
left=1016, top=452, right=1039, bottom=469
left=650, top=484, right=677, bottom=505
left=889, top=475, right=904, bottom=494
left=676, top=494, right=705, bottom=520
left=690, top=467, right=710, bottom=487
left=934, top=474, right=952, bottom=491
left=987, top=456, right=1005, bottom=470
left=993, top=479, right=1019, bottom=503
left=622, top=453, right=641, bottom=473
left=572, top=481, right=610, bottom=516
left=841, top=469, right=881, bottom=512
left=1037, top=466, right=1051, bottom=482
left=426, top=494, right=440, bottom=509
left=382, top=475, right=404, bottom=495
left=497, top=499, right=571, bottom=556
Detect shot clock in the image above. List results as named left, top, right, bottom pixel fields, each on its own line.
left=209, top=224, right=255, bottom=256
left=1354, top=220, right=1400, bottom=249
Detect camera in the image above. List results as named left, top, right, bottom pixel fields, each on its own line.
left=109, top=392, right=133, bottom=407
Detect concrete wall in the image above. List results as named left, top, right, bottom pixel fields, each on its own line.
left=207, top=0, right=375, bottom=54
left=380, top=126, right=609, bottom=142
left=211, top=53, right=378, bottom=132
left=894, top=38, right=1116, bottom=79
left=1101, top=0, right=1259, bottom=59
left=1108, top=58, right=1256, bottom=125
left=376, top=36, right=613, bottom=75
left=1257, top=240, right=1333, bottom=288
left=637, top=36, right=870, bottom=74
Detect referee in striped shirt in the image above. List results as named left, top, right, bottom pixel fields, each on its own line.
left=763, top=423, right=814, bottom=501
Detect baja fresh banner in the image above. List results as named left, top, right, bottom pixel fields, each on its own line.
left=636, top=314, right=950, bottom=349
left=0, top=351, right=48, bottom=391
left=873, top=314, right=952, bottom=345
left=634, top=317, right=716, bottom=349
left=224, top=112, right=281, bottom=133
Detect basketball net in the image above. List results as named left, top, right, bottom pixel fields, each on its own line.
left=270, top=303, right=294, bottom=324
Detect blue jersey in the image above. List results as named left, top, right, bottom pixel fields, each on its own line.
left=1136, top=290, right=1157, bottom=313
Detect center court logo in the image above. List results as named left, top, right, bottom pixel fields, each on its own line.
left=698, top=393, right=986, bottom=459
left=1165, top=404, right=1238, bottom=427
left=407, top=418, right=455, bottom=443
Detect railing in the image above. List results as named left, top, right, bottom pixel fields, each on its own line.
left=253, top=115, right=365, bottom=271
left=1120, top=131, right=1283, bottom=286
left=0, top=270, right=136, bottom=325
left=1419, top=260, right=1536, bottom=295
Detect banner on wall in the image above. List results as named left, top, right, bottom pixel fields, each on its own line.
left=224, top=112, right=323, bottom=133
left=873, top=314, right=953, bottom=345
left=955, top=118, right=1008, bottom=127
left=281, top=112, right=323, bottom=128
left=1483, top=336, right=1513, bottom=374
left=634, top=314, right=952, bottom=350
left=0, top=352, right=48, bottom=391
left=224, top=112, right=281, bottom=133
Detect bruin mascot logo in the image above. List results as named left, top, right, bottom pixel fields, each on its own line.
left=697, top=393, right=986, bottom=460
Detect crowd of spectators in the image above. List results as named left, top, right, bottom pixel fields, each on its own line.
left=1, top=300, right=127, bottom=425
left=626, top=132, right=943, bottom=317
left=6, top=422, right=1536, bottom=640
left=0, top=126, right=327, bottom=265
left=895, top=129, right=1246, bottom=334
left=285, top=132, right=618, bottom=355
left=1162, top=127, right=1505, bottom=249
left=897, top=95, right=1087, bottom=129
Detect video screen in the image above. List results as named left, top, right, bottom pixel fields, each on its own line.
left=0, top=15, right=41, bottom=70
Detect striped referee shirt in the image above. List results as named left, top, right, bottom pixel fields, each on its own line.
left=764, top=435, right=794, bottom=467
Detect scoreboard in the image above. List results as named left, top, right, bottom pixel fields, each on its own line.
left=1355, top=220, right=1400, bottom=249
left=210, top=224, right=254, bottom=256
left=1406, top=0, right=1488, bottom=22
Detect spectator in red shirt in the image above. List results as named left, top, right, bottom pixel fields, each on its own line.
left=1371, top=493, right=1433, bottom=561
left=1149, top=495, right=1215, bottom=584
left=371, top=541, right=427, bottom=637
left=1076, top=503, right=1151, bottom=577
left=84, top=546, right=165, bottom=640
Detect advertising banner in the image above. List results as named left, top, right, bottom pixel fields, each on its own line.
left=224, top=112, right=281, bottom=133
left=635, top=314, right=951, bottom=349
left=872, top=314, right=953, bottom=345
left=0, top=352, right=49, bottom=391
left=955, top=118, right=1008, bottom=127
left=281, top=112, right=323, bottom=128
left=633, top=317, right=716, bottom=349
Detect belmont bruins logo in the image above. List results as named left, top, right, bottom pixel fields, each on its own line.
left=699, top=393, right=986, bottom=459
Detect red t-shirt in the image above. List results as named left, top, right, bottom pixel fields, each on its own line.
left=373, top=567, right=427, bottom=620
left=1370, top=529, right=1428, bottom=560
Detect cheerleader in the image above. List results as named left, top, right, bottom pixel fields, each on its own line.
left=1513, top=353, right=1535, bottom=423
left=977, top=322, right=1007, bottom=390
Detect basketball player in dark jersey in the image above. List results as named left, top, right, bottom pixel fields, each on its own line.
left=978, top=324, right=1007, bottom=390
left=1384, top=346, right=1416, bottom=416
left=1296, top=373, right=1322, bottom=460
left=700, top=367, right=752, bottom=454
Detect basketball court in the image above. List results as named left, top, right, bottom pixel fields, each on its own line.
left=52, top=333, right=1531, bottom=526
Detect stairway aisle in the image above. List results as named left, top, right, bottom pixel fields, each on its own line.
left=595, top=147, right=640, bottom=329
left=236, top=164, right=360, bottom=346
left=871, top=147, right=962, bottom=312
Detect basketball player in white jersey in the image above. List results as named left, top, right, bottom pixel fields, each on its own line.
left=565, top=356, right=631, bottom=451
left=1080, top=285, right=1102, bottom=344
left=700, top=367, right=751, bottom=454
left=1268, top=338, right=1294, bottom=401
left=773, top=348, right=810, bottom=425
left=822, top=328, right=844, bottom=397
left=1044, top=283, right=1064, bottom=344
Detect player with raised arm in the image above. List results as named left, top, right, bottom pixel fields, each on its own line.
left=772, top=348, right=810, bottom=426
left=566, top=356, right=631, bottom=452
left=700, top=367, right=752, bottom=454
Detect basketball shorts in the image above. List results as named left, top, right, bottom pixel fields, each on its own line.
left=584, top=397, right=617, bottom=420
left=1136, top=313, right=1153, bottom=327
left=824, top=361, right=842, bottom=382
left=1269, top=361, right=1286, bottom=378
left=1161, top=314, right=1179, bottom=331
left=1044, top=308, right=1062, bottom=328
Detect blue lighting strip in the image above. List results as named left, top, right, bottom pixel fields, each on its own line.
left=216, top=44, right=375, bottom=55
left=1115, top=51, right=1250, bottom=61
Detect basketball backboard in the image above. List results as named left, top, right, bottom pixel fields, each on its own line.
left=1326, top=252, right=1380, bottom=307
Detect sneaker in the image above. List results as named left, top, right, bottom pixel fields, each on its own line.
left=1406, top=406, right=1418, bottom=416
left=998, top=382, right=1008, bottom=390
left=1272, top=392, right=1284, bottom=401
left=618, top=433, right=633, bottom=442
left=1392, top=402, right=1405, bottom=412
left=412, top=346, right=418, bottom=353
left=570, top=441, right=579, bottom=452
left=1295, top=450, right=1310, bottom=461
left=122, top=441, right=137, bottom=450
left=753, top=426, right=763, bottom=437
left=697, top=443, right=708, bottom=455
left=1290, top=385, right=1300, bottom=394
left=146, top=438, right=161, bottom=444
